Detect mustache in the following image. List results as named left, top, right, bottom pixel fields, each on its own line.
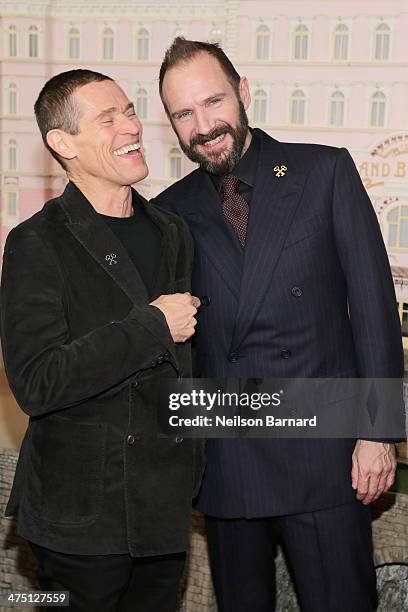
left=190, top=126, right=232, bottom=147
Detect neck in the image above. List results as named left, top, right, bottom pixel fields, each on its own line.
left=67, top=173, right=133, bottom=217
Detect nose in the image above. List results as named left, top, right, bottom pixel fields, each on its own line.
left=119, top=113, right=141, bottom=135
left=194, top=108, right=213, bottom=137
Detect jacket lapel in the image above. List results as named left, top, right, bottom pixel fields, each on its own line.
left=231, top=131, right=309, bottom=350
left=61, top=182, right=150, bottom=305
left=183, top=171, right=243, bottom=300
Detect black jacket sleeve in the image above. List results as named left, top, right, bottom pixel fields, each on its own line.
left=0, top=227, right=175, bottom=417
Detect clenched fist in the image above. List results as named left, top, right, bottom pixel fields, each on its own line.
left=150, top=292, right=200, bottom=343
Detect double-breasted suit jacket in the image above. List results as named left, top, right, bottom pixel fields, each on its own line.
left=154, top=128, right=404, bottom=518
left=1, top=182, right=204, bottom=555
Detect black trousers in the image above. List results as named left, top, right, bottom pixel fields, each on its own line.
left=205, top=500, right=377, bottom=612
left=30, top=543, right=186, bottom=612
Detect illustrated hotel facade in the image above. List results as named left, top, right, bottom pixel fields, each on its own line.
left=1, top=0, right=408, bottom=348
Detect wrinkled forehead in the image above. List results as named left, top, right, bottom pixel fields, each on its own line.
left=163, top=54, right=233, bottom=110
left=73, top=80, right=130, bottom=118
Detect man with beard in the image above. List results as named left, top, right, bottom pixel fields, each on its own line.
left=153, top=39, right=404, bottom=612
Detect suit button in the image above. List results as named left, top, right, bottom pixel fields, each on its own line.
left=201, top=295, right=211, bottom=307
left=228, top=352, right=239, bottom=363
left=280, top=349, right=291, bottom=359
left=127, top=434, right=136, bottom=445
left=291, top=286, right=303, bottom=297
left=175, top=435, right=183, bottom=443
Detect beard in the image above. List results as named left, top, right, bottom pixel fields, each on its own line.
left=176, top=99, right=249, bottom=176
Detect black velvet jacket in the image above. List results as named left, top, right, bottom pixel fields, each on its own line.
left=1, top=182, right=204, bottom=557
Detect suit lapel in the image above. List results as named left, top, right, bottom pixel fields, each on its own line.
left=183, top=171, right=243, bottom=300
left=231, top=131, right=309, bottom=349
left=59, top=182, right=178, bottom=356
left=61, top=182, right=150, bottom=305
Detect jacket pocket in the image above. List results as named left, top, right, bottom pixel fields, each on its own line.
left=283, top=214, right=328, bottom=249
left=26, top=417, right=106, bottom=525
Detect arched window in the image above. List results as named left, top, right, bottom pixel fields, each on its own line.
left=8, top=25, right=18, bottom=57
left=7, top=139, right=17, bottom=170
left=102, top=27, right=114, bottom=60
left=293, top=24, right=309, bottom=60
left=370, top=91, right=386, bottom=127
left=329, top=91, right=345, bottom=126
left=253, top=89, right=267, bottom=123
left=169, top=147, right=182, bottom=179
left=374, top=23, right=390, bottom=60
left=290, top=89, right=306, bottom=124
left=136, top=88, right=148, bottom=120
left=8, top=83, right=17, bottom=115
left=333, top=24, right=349, bottom=60
left=172, top=27, right=184, bottom=41
left=28, top=25, right=39, bottom=58
left=208, top=27, right=222, bottom=46
left=6, top=192, right=18, bottom=217
left=387, top=205, right=408, bottom=249
left=68, top=27, right=80, bottom=60
left=255, top=24, right=270, bottom=60
left=136, top=28, right=149, bottom=61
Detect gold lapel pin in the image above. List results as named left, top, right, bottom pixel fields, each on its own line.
left=105, top=253, right=118, bottom=266
left=274, top=165, right=287, bottom=178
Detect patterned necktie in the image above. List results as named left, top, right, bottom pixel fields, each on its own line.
left=221, top=174, right=249, bottom=247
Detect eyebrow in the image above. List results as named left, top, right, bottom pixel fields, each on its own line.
left=95, top=102, right=135, bottom=120
left=171, top=92, right=226, bottom=119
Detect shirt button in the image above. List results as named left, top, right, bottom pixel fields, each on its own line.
left=280, top=349, right=292, bottom=359
left=175, top=435, right=183, bottom=443
left=127, top=434, right=136, bottom=445
left=291, top=286, right=303, bottom=297
left=228, top=352, right=239, bottom=363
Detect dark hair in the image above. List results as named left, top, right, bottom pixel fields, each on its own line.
left=159, top=37, right=241, bottom=114
left=34, top=69, right=113, bottom=169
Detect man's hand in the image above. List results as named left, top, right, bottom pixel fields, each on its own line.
left=351, top=440, right=396, bottom=505
left=150, top=292, right=200, bottom=343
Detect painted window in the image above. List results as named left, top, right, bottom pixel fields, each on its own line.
left=136, top=28, right=149, bottom=61
left=8, top=25, right=18, bottom=57
left=293, top=24, right=309, bottom=60
left=68, top=28, right=80, bottom=60
left=28, top=25, right=39, bottom=58
left=290, top=89, right=306, bottom=124
left=253, top=89, right=267, bottom=123
left=333, top=23, right=349, bottom=60
left=136, top=88, right=148, bottom=120
left=387, top=205, right=408, bottom=249
left=370, top=91, right=386, bottom=127
left=169, top=147, right=182, bottom=179
left=102, top=27, right=114, bottom=60
left=7, top=139, right=17, bottom=170
left=8, top=83, right=17, bottom=115
left=329, top=91, right=345, bottom=126
left=255, top=24, right=270, bottom=60
left=374, top=23, right=390, bottom=60
left=6, top=192, right=18, bottom=217
left=208, top=27, right=222, bottom=46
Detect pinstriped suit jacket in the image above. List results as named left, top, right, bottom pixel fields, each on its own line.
left=154, top=128, right=404, bottom=518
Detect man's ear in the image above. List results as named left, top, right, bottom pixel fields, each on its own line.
left=46, top=129, right=77, bottom=161
left=238, top=76, right=251, bottom=111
